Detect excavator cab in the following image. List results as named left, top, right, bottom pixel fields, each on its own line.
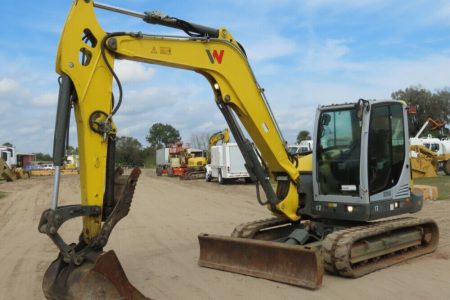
left=311, top=100, right=423, bottom=221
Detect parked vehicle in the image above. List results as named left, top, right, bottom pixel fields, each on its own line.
left=42, top=163, right=55, bottom=170
left=0, top=146, right=17, bottom=168
left=156, top=143, right=207, bottom=179
left=288, top=140, right=313, bottom=155
left=409, top=118, right=450, bottom=176
left=410, top=136, right=450, bottom=175
left=205, top=143, right=251, bottom=183
left=155, top=147, right=170, bottom=176
left=0, top=146, right=31, bottom=181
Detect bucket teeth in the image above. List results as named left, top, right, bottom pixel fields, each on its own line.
left=43, top=250, right=149, bottom=300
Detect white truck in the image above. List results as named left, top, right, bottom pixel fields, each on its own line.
left=205, top=143, right=251, bottom=183
left=288, top=140, right=313, bottom=155
left=0, top=146, right=17, bottom=168
left=155, top=147, right=170, bottom=176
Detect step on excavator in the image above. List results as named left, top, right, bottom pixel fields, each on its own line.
left=38, top=1, right=439, bottom=298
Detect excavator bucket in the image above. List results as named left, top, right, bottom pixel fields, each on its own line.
left=43, top=250, right=150, bottom=300
left=198, top=233, right=324, bottom=289
left=41, top=168, right=148, bottom=299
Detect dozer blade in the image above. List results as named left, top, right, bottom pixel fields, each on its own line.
left=43, top=250, right=150, bottom=300
left=198, top=233, right=324, bottom=289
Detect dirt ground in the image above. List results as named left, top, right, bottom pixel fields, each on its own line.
left=0, top=170, right=449, bottom=300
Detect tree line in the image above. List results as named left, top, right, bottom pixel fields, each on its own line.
left=392, top=86, right=450, bottom=137
left=115, top=123, right=182, bottom=167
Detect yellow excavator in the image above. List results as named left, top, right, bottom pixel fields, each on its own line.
left=38, top=1, right=439, bottom=299
left=205, top=128, right=230, bottom=182
left=209, top=129, right=230, bottom=151
left=206, top=128, right=230, bottom=162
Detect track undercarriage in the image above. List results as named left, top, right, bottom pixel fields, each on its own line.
left=180, top=168, right=206, bottom=180
left=198, top=216, right=439, bottom=289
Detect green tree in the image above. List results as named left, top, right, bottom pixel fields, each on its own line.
left=2, top=142, right=13, bottom=147
left=146, top=123, right=181, bottom=148
left=392, top=86, right=450, bottom=137
left=35, top=153, right=52, bottom=161
left=296, top=130, right=311, bottom=143
left=66, top=145, right=78, bottom=155
left=141, top=146, right=156, bottom=168
left=115, top=136, right=144, bottom=167
left=434, top=90, right=450, bottom=136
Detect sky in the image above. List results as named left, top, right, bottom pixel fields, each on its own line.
left=0, top=0, right=449, bottom=154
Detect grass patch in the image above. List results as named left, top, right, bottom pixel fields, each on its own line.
left=0, top=191, right=7, bottom=200
left=414, top=175, right=450, bottom=200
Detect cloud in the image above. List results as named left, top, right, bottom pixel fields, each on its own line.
left=228, top=0, right=389, bottom=10
left=259, top=50, right=450, bottom=144
left=108, top=80, right=221, bottom=146
left=16, top=125, right=43, bottom=135
left=224, top=0, right=391, bottom=23
left=0, top=77, right=57, bottom=152
left=245, top=35, right=298, bottom=62
left=1, top=110, right=55, bottom=152
left=362, top=54, right=450, bottom=90
left=303, top=0, right=389, bottom=9
left=301, top=39, right=363, bottom=72
left=119, top=122, right=150, bottom=137
left=0, top=78, right=19, bottom=94
left=31, top=92, right=58, bottom=107
left=118, top=86, right=187, bottom=116
left=115, top=60, right=156, bottom=82
left=431, top=1, right=450, bottom=24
